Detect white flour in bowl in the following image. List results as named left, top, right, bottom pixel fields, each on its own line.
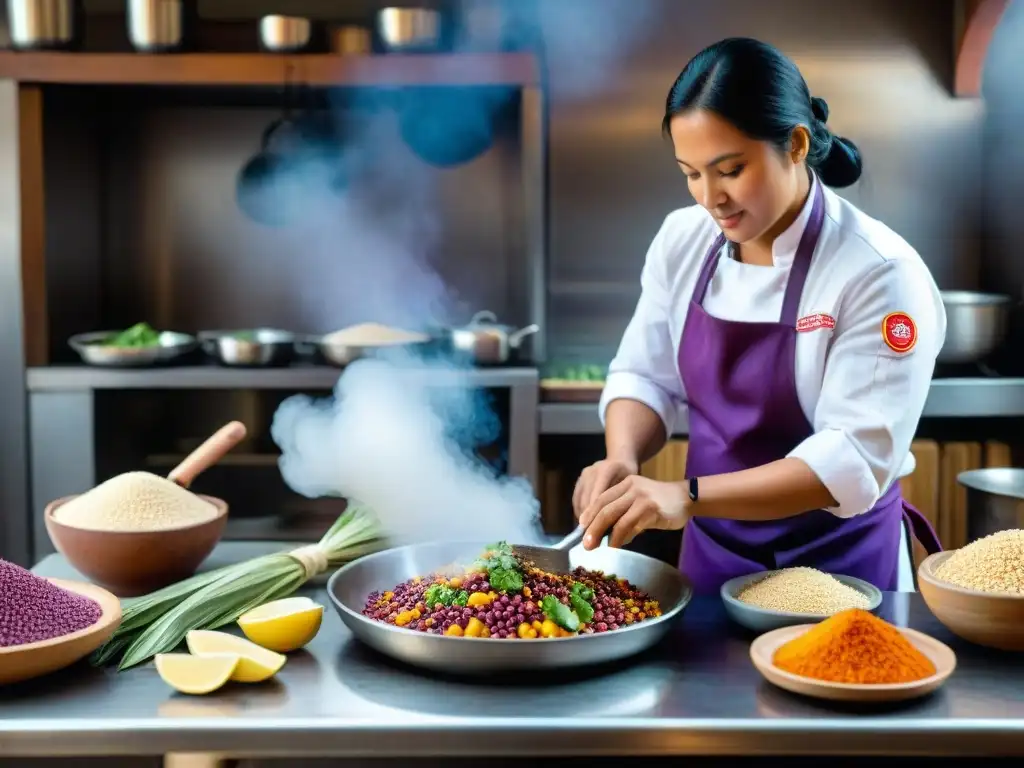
left=322, top=322, right=428, bottom=347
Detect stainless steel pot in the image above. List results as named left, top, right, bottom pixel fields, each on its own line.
left=446, top=311, right=539, bottom=365
left=126, top=0, right=183, bottom=52
left=326, top=539, right=692, bottom=674
left=6, top=0, right=78, bottom=50
left=376, top=7, right=441, bottom=52
left=259, top=15, right=311, bottom=52
left=939, top=291, right=1012, bottom=364
left=958, top=467, right=1024, bottom=542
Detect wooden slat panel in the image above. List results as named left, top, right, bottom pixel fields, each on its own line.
left=641, top=440, right=689, bottom=483
left=902, top=439, right=941, bottom=570
left=18, top=85, right=47, bottom=367
left=939, top=441, right=983, bottom=550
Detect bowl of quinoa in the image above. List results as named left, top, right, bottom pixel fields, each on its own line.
left=327, top=540, right=691, bottom=673
left=721, top=567, right=882, bottom=632
left=919, top=531, right=1024, bottom=651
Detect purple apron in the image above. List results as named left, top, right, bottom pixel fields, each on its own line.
left=677, top=182, right=942, bottom=595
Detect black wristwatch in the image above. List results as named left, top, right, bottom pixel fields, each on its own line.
left=687, top=476, right=699, bottom=502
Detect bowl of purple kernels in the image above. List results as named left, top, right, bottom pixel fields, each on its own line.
left=0, top=558, right=122, bottom=685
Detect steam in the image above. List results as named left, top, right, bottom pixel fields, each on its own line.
left=272, top=352, right=543, bottom=546
left=266, top=2, right=656, bottom=546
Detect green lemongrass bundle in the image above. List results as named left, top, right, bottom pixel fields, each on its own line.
left=91, top=503, right=383, bottom=670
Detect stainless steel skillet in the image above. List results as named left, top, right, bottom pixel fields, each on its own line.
left=326, top=535, right=692, bottom=674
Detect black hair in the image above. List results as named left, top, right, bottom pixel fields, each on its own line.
left=662, top=37, right=862, bottom=188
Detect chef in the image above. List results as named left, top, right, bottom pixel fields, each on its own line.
left=572, top=37, right=945, bottom=595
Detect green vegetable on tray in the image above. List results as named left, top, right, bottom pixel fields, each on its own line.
left=101, top=322, right=162, bottom=348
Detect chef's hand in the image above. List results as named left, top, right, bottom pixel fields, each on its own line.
left=573, top=457, right=638, bottom=522
left=578, top=476, right=690, bottom=550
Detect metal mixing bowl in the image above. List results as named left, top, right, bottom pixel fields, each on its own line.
left=199, top=329, right=297, bottom=367
left=938, top=291, right=1012, bottom=364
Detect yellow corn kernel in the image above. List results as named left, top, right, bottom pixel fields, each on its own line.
left=540, top=620, right=559, bottom=638
left=516, top=623, right=532, bottom=639
left=394, top=611, right=414, bottom=627
left=424, top=618, right=434, bottom=627
left=531, top=620, right=543, bottom=632
left=448, top=576, right=463, bottom=588
left=464, top=617, right=485, bottom=637
left=412, top=577, right=422, bottom=584
left=410, top=608, right=422, bottom=620
left=522, top=586, right=532, bottom=598
left=526, top=628, right=538, bottom=639
left=630, top=606, right=639, bottom=614
left=467, top=592, right=494, bottom=607
left=445, top=624, right=464, bottom=637
left=487, top=591, right=497, bottom=598
left=481, top=627, right=491, bottom=638
left=383, top=591, right=394, bottom=601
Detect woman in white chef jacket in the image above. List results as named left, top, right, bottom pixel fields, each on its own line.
left=572, top=37, right=946, bottom=595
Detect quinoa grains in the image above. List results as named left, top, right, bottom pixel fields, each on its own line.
left=736, top=567, right=871, bottom=615
left=934, top=530, right=1024, bottom=595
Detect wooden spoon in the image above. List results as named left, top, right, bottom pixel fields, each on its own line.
left=168, top=421, right=248, bottom=489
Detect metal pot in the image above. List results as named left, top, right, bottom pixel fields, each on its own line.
left=198, top=329, right=297, bottom=368
left=376, top=7, right=441, bottom=52
left=958, top=468, right=1024, bottom=543
left=938, top=291, right=1012, bottom=364
left=126, top=0, right=186, bottom=52
left=259, top=15, right=312, bottom=53
left=6, top=0, right=79, bottom=50
left=445, top=311, right=539, bottom=365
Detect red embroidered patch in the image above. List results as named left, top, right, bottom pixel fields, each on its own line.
left=882, top=312, right=917, bottom=353
left=796, top=313, right=837, bottom=332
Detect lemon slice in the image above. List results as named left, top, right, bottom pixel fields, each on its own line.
left=238, top=596, right=325, bottom=653
left=185, top=630, right=287, bottom=683
left=155, top=653, right=239, bottom=695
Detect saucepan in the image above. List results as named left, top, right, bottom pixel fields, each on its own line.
left=957, top=467, right=1024, bottom=542
left=326, top=534, right=692, bottom=675
left=938, top=291, right=1013, bottom=364
left=438, top=310, right=539, bottom=365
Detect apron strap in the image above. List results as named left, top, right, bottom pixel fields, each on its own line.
left=901, top=500, right=943, bottom=555
left=691, top=233, right=727, bottom=306
left=779, top=179, right=826, bottom=326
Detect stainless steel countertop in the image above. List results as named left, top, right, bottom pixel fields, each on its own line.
left=3, top=542, right=1024, bottom=758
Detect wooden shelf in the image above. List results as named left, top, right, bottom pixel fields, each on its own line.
left=0, top=51, right=540, bottom=88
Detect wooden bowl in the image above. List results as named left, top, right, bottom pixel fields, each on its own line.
left=750, top=623, right=956, bottom=703
left=0, top=578, right=122, bottom=686
left=918, top=550, right=1024, bottom=651
left=44, top=495, right=228, bottom=597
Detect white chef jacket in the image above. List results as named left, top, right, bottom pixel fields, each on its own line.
left=599, top=174, right=947, bottom=522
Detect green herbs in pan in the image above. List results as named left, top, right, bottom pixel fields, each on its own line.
left=423, top=583, right=469, bottom=608
left=102, top=322, right=162, bottom=348
left=473, top=541, right=524, bottom=594
left=540, top=581, right=596, bottom=631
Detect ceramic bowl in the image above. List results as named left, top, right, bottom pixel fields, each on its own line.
left=44, top=495, right=228, bottom=597
left=721, top=570, right=883, bottom=633
left=918, top=551, right=1024, bottom=651
left=0, top=578, right=122, bottom=686
left=750, top=623, right=956, bottom=703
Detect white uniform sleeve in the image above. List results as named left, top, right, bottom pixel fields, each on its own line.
left=787, top=258, right=945, bottom=518
left=599, top=216, right=686, bottom=438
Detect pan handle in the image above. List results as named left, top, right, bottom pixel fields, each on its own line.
left=552, top=524, right=586, bottom=552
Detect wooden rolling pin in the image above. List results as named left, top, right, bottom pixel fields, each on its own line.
left=168, top=421, right=248, bottom=489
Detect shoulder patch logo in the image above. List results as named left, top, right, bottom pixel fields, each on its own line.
left=882, top=312, right=917, bottom=353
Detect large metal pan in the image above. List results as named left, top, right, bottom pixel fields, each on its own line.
left=326, top=540, right=692, bottom=674
left=938, top=291, right=1012, bottom=364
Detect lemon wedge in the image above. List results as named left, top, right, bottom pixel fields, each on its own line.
left=155, top=653, right=239, bottom=695
left=237, top=596, right=325, bottom=653
left=185, top=630, right=286, bottom=683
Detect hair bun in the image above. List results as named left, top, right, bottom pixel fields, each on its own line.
left=810, top=96, right=829, bottom=123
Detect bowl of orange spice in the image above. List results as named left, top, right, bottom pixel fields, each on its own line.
left=749, top=608, right=956, bottom=702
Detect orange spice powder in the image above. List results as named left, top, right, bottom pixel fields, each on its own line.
left=772, top=608, right=936, bottom=685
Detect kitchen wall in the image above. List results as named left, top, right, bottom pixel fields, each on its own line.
left=981, top=0, right=1023, bottom=304
left=41, top=0, right=984, bottom=368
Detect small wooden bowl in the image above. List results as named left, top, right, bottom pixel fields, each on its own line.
left=750, top=623, right=956, bottom=703
left=0, top=578, right=122, bottom=686
left=918, top=551, right=1024, bottom=651
left=44, top=495, right=228, bottom=597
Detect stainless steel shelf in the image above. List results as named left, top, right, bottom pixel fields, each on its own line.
left=539, top=377, right=1024, bottom=434
left=26, top=364, right=540, bottom=391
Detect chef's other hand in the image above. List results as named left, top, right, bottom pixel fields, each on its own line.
left=578, top=475, right=689, bottom=550
left=572, top=457, right=638, bottom=522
